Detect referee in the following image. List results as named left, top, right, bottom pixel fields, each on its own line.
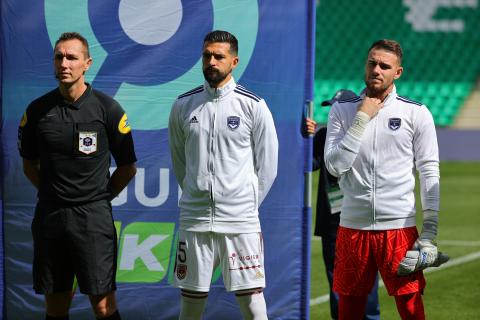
left=18, top=32, right=136, bottom=320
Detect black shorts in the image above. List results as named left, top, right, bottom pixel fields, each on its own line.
left=31, top=199, right=118, bottom=295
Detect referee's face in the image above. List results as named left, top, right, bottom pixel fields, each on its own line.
left=54, top=39, right=92, bottom=86
left=364, top=48, right=403, bottom=98
left=202, top=42, right=239, bottom=88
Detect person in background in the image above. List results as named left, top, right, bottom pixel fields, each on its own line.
left=306, top=89, right=380, bottom=320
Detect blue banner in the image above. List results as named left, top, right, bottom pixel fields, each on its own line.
left=0, top=1, right=313, bottom=318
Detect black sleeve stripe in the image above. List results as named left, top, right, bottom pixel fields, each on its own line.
left=397, top=96, right=422, bottom=106
left=234, top=89, right=261, bottom=102
left=178, top=86, right=204, bottom=99
left=235, top=85, right=261, bottom=100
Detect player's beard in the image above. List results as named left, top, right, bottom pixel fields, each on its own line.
left=365, top=78, right=390, bottom=98
left=203, top=66, right=231, bottom=88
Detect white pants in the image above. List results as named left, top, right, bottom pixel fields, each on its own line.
left=172, top=230, right=266, bottom=292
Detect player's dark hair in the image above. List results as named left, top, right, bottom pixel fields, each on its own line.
left=368, top=39, right=403, bottom=65
left=55, top=32, right=90, bottom=58
left=203, top=30, right=238, bottom=55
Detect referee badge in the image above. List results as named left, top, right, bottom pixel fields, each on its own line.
left=227, top=116, right=240, bottom=130
left=388, top=118, right=401, bottom=131
left=78, top=131, right=97, bottom=154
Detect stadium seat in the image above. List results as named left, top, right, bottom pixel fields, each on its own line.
left=314, top=0, right=480, bottom=126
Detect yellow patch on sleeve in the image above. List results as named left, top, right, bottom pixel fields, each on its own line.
left=118, top=113, right=132, bottom=134
left=19, top=112, right=28, bottom=127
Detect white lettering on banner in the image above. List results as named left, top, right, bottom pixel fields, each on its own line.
left=135, top=168, right=169, bottom=207
left=119, top=234, right=169, bottom=271
left=403, top=0, right=477, bottom=32
left=112, top=189, right=127, bottom=206
left=110, top=167, right=171, bottom=207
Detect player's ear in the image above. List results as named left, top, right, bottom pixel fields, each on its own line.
left=232, top=56, right=239, bottom=70
left=84, top=56, right=93, bottom=73
left=394, top=66, right=403, bottom=80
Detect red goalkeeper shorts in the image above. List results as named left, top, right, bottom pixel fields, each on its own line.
left=333, top=226, right=426, bottom=296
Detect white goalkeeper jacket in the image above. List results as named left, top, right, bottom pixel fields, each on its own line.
left=324, top=86, right=439, bottom=230
left=168, top=77, right=278, bottom=233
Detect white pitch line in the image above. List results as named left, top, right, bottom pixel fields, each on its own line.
left=310, top=293, right=330, bottom=305
left=438, top=240, right=480, bottom=247
left=310, top=250, right=480, bottom=307
left=422, top=250, right=480, bottom=273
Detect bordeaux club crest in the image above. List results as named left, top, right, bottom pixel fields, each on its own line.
left=388, top=118, right=401, bottom=131
left=227, top=116, right=240, bottom=130
left=176, top=264, right=187, bottom=280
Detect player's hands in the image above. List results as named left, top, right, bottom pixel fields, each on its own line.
left=397, top=239, right=450, bottom=276
left=415, top=239, right=438, bottom=268
left=358, top=97, right=383, bottom=118
left=397, top=239, right=438, bottom=275
left=305, top=118, right=317, bottom=135
left=431, top=251, right=450, bottom=267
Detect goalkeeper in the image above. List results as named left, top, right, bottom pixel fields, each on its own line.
left=324, top=39, right=448, bottom=320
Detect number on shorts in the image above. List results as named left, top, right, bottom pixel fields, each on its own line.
left=177, top=241, right=187, bottom=263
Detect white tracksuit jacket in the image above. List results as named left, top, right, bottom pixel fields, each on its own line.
left=324, top=86, right=440, bottom=230
left=168, top=78, right=278, bottom=233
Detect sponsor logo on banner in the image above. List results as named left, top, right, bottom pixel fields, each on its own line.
left=117, top=222, right=175, bottom=283
left=45, top=0, right=259, bottom=131
left=389, top=118, right=402, bottom=130
left=227, top=116, right=240, bottom=130
left=79, top=132, right=97, bottom=154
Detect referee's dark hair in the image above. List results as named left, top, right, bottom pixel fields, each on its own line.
left=368, top=39, right=403, bottom=65
left=55, top=32, right=90, bottom=58
left=203, top=30, right=238, bottom=56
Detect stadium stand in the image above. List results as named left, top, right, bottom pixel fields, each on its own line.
left=453, top=79, right=480, bottom=128
left=314, top=0, right=480, bottom=127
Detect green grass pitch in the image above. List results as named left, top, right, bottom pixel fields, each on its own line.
left=309, top=162, right=480, bottom=319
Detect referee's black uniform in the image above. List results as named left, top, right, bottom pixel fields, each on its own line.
left=18, top=85, right=136, bottom=295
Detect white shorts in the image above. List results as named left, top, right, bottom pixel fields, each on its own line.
left=172, top=230, right=265, bottom=292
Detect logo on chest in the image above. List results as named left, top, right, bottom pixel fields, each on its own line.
left=227, top=116, right=241, bottom=130
left=189, top=116, right=198, bottom=124
left=78, top=131, right=97, bottom=154
left=388, top=118, right=402, bottom=131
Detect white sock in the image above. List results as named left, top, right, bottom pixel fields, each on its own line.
left=235, top=291, right=268, bottom=320
left=179, top=291, right=208, bottom=320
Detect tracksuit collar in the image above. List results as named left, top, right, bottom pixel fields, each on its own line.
left=360, top=84, right=397, bottom=107
left=205, top=77, right=236, bottom=99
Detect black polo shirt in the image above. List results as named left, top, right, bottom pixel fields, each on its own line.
left=18, top=85, right=136, bottom=205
